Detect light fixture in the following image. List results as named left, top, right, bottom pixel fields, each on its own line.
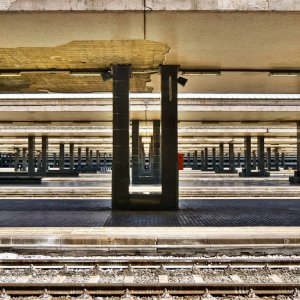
left=177, top=76, right=188, bottom=87
left=69, top=72, right=99, bottom=77
left=0, top=73, right=21, bottom=77
left=181, top=70, right=221, bottom=76
left=268, top=72, right=300, bottom=77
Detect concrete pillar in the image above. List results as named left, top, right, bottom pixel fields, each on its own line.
left=244, top=136, right=252, bottom=175
left=187, top=153, right=191, bottom=168
left=281, top=152, right=285, bottom=169
left=193, top=150, right=198, bottom=170
left=212, top=147, right=216, bottom=171
left=41, top=136, right=48, bottom=175
left=274, top=147, right=280, bottom=171
left=139, top=136, right=144, bottom=175
left=8, top=153, right=12, bottom=168
left=37, top=151, right=42, bottom=171
left=22, top=148, right=27, bottom=171
left=14, top=148, right=20, bottom=171
left=131, top=120, right=140, bottom=184
left=267, top=147, right=272, bottom=171
left=77, top=147, right=82, bottom=170
left=112, top=64, right=131, bottom=209
left=204, top=148, right=208, bottom=171
left=104, top=153, right=107, bottom=171
left=59, top=143, right=64, bottom=171
left=219, top=143, right=224, bottom=172
left=85, top=147, right=89, bottom=169
left=69, top=143, right=74, bottom=170
left=237, top=152, right=241, bottom=168
left=96, top=150, right=100, bottom=170
left=89, top=150, right=93, bottom=168
left=201, top=150, right=204, bottom=170
left=252, top=150, right=257, bottom=170
left=28, top=136, right=35, bottom=177
left=160, top=65, right=179, bottom=210
left=229, top=143, right=235, bottom=171
left=153, top=120, right=160, bottom=184
left=257, top=136, right=265, bottom=174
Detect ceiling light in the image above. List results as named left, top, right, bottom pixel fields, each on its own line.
left=268, top=72, right=300, bottom=77
left=0, top=73, right=21, bottom=77
left=181, top=70, right=221, bottom=76
left=70, top=72, right=100, bottom=77
left=177, top=76, right=188, bottom=87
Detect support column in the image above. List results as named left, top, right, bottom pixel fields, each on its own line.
left=218, top=143, right=224, bottom=172
left=290, top=122, right=300, bottom=183
left=267, top=147, right=272, bottom=171
left=77, top=147, right=82, bottom=170
left=96, top=150, right=100, bottom=171
left=160, top=65, right=179, bottom=210
left=131, top=120, right=140, bottom=184
left=112, top=64, right=131, bottom=209
left=274, top=147, right=280, bottom=171
left=85, top=147, right=89, bottom=169
left=59, top=143, right=64, bottom=171
left=22, top=148, right=27, bottom=171
left=244, top=136, right=252, bottom=175
left=204, top=148, right=208, bottom=171
left=104, top=153, right=107, bottom=171
left=212, top=147, right=216, bottom=171
left=193, top=150, right=198, bottom=170
left=41, top=136, right=48, bottom=175
left=187, top=153, right=191, bottom=168
left=252, top=150, right=257, bottom=170
left=229, top=143, right=235, bottom=172
left=201, top=150, right=204, bottom=171
left=153, top=120, right=160, bottom=184
left=69, top=143, right=74, bottom=171
left=257, top=136, right=265, bottom=175
left=89, top=150, right=93, bottom=168
left=14, top=148, right=20, bottom=171
left=28, top=136, right=35, bottom=177
left=237, top=152, right=241, bottom=168
left=281, top=152, right=285, bottom=169
left=53, top=153, right=57, bottom=168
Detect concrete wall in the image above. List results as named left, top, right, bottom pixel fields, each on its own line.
left=1, top=0, right=299, bottom=11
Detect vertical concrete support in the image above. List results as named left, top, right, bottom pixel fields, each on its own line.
left=153, top=120, right=160, bottom=184
left=204, top=148, right=208, bottom=171
left=160, top=65, right=179, bottom=210
left=257, top=136, right=265, bottom=174
left=104, top=153, right=107, bottom=171
left=139, top=136, right=144, bottom=174
left=201, top=150, right=204, bottom=171
left=90, top=150, right=93, bottom=168
left=193, top=150, right=198, bottom=170
left=274, top=148, right=280, bottom=171
left=59, top=143, right=65, bottom=171
left=212, top=147, right=216, bottom=171
left=69, top=143, right=74, bottom=171
left=37, top=151, right=42, bottom=171
left=22, top=148, right=27, bottom=171
left=267, top=147, right=272, bottom=171
left=112, top=64, right=131, bottom=209
left=219, top=143, right=224, bottom=172
left=281, top=152, right=285, bottom=169
left=187, top=153, right=191, bottom=168
left=77, top=147, right=82, bottom=170
left=229, top=143, right=235, bottom=171
left=252, top=150, right=257, bottom=170
left=131, top=120, right=140, bottom=184
left=244, top=136, right=252, bottom=175
left=53, top=153, right=57, bottom=167
left=8, top=154, right=12, bottom=168
left=28, top=136, right=35, bottom=177
left=14, top=148, right=20, bottom=171
left=237, top=152, right=241, bottom=168
left=85, top=147, right=89, bottom=169
left=96, top=150, right=100, bottom=170
left=41, top=136, right=48, bottom=175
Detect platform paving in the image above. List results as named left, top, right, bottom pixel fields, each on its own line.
left=0, top=198, right=299, bottom=227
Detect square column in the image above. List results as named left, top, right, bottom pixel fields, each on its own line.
left=212, top=147, right=216, bottom=171
left=204, top=148, right=208, bottom=171
left=85, top=147, right=89, bottom=169
left=193, top=150, right=198, bottom=170
left=77, top=147, right=82, bottom=170
left=112, top=64, right=131, bottom=209
left=244, top=136, right=252, bottom=175
left=267, top=147, right=272, bottom=171
left=89, top=150, right=93, bottom=168
left=257, top=136, right=265, bottom=175
left=201, top=150, right=204, bottom=170
left=69, top=143, right=74, bottom=170
left=281, top=152, right=285, bottom=169
left=28, top=136, right=35, bottom=177
left=160, top=65, right=179, bottom=210
left=153, top=120, right=161, bottom=184
left=187, top=153, right=191, bottom=168
left=41, top=136, right=48, bottom=175
left=229, top=143, right=235, bottom=171
left=59, top=143, right=65, bottom=171
left=290, top=122, right=300, bottom=183
left=252, top=150, right=257, bottom=170
left=274, top=147, right=280, bottom=171
left=53, top=153, right=57, bottom=167
left=37, top=151, right=42, bottom=171
left=237, top=152, right=241, bottom=168
left=14, top=148, right=20, bottom=171
left=22, top=148, right=27, bottom=171
left=218, top=143, right=224, bottom=172
left=131, top=120, right=140, bottom=184
left=96, top=150, right=100, bottom=170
